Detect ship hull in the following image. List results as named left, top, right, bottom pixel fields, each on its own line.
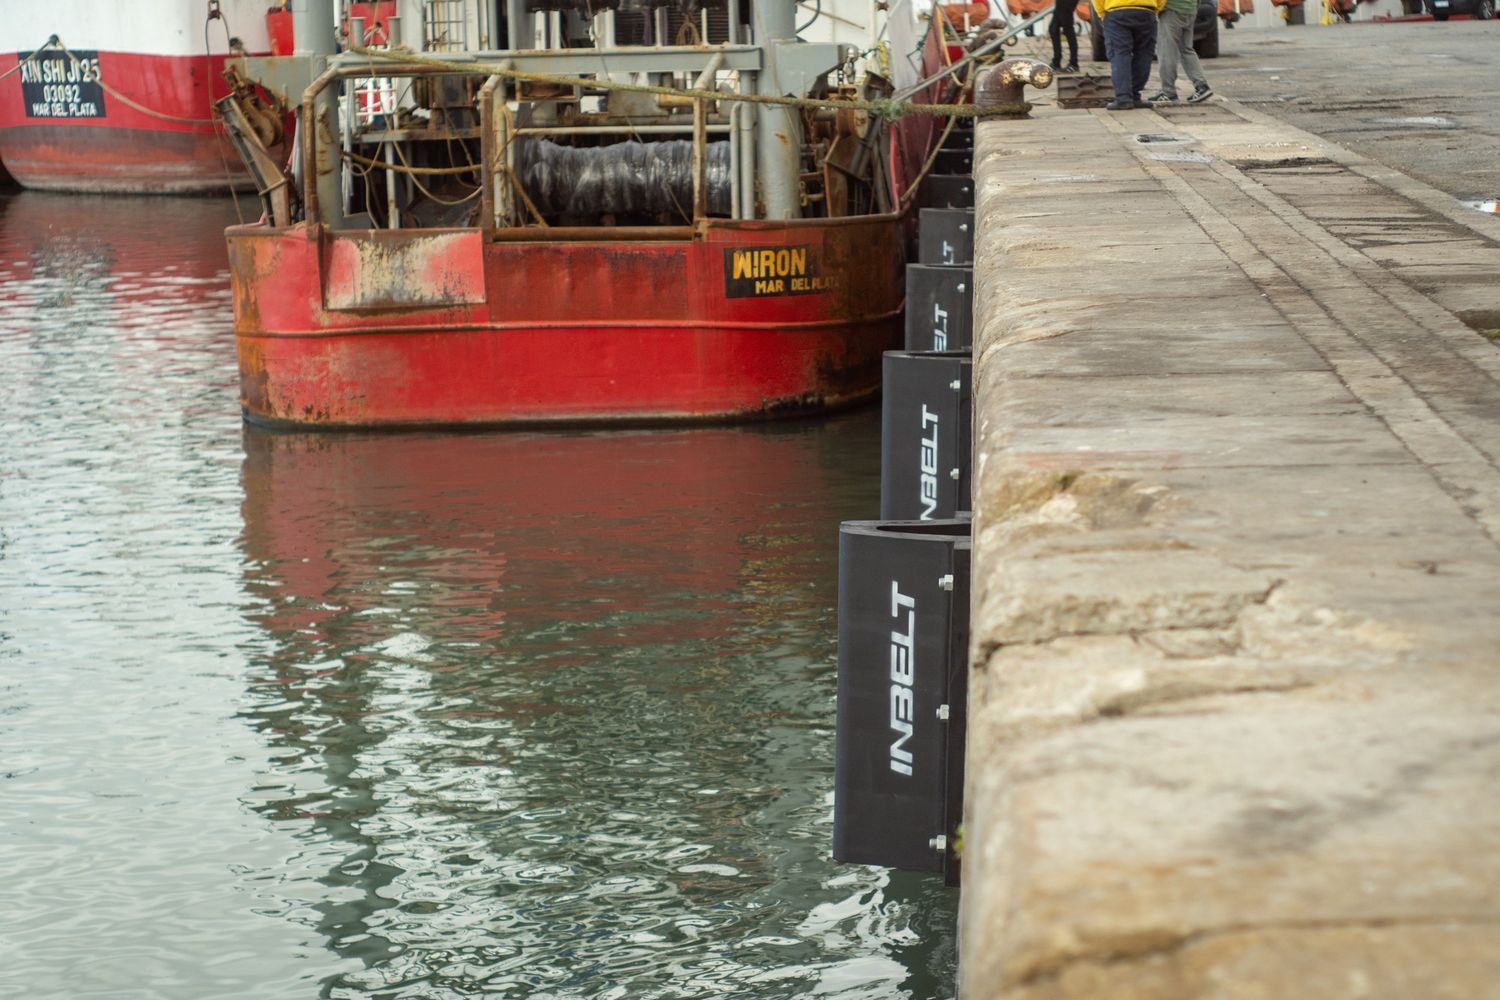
left=228, top=216, right=908, bottom=428
left=0, top=118, right=247, bottom=194
left=0, top=1, right=272, bottom=193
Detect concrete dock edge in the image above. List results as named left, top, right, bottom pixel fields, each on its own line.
left=960, top=98, right=1500, bottom=998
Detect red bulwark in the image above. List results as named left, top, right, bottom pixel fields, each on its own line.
left=227, top=216, right=907, bottom=428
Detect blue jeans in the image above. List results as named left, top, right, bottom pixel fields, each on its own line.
left=1102, top=7, right=1157, bottom=103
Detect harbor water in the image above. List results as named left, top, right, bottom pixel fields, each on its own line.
left=0, top=191, right=958, bottom=999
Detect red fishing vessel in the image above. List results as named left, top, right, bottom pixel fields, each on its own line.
left=218, top=0, right=976, bottom=427
left=0, top=0, right=273, bottom=192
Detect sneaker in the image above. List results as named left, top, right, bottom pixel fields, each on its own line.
left=1104, top=99, right=1133, bottom=111
left=1133, top=99, right=1155, bottom=109
left=1146, top=91, right=1177, bottom=102
left=1064, top=61, right=1079, bottom=73
left=1187, top=84, right=1213, bottom=104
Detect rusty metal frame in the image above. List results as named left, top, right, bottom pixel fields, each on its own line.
left=325, top=46, right=762, bottom=76
left=300, top=47, right=753, bottom=232
left=215, top=93, right=293, bottom=227
left=301, top=63, right=342, bottom=230
left=478, top=71, right=507, bottom=230
left=692, top=97, right=708, bottom=222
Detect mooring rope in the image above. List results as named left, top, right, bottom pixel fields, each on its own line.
left=899, top=13, right=977, bottom=208
left=0, top=39, right=59, bottom=84
left=342, top=147, right=478, bottom=175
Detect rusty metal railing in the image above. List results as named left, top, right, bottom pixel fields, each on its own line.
left=299, top=57, right=729, bottom=235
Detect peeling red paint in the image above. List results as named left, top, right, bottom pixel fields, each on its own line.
left=324, top=231, right=486, bottom=310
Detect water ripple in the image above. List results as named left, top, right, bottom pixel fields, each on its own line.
left=0, top=189, right=956, bottom=999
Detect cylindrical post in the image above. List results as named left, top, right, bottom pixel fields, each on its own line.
left=292, top=0, right=337, bottom=56
left=736, top=72, right=756, bottom=218
left=508, top=0, right=531, bottom=48
left=300, top=64, right=342, bottom=229
left=753, top=1, right=802, bottom=219
left=479, top=74, right=501, bottom=230
left=692, top=98, right=707, bottom=221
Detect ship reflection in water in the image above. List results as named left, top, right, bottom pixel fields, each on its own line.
left=0, top=187, right=954, bottom=999
left=237, top=422, right=958, bottom=997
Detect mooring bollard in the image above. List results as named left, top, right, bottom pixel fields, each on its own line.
left=880, top=351, right=972, bottom=521
left=904, top=264, right=973, bottom=353
left=974, top=58, right=1054, bottom=119
left=834, top=518, right=970, bottom=885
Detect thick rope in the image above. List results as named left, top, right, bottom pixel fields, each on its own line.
left=347, top=43, right=1029, bottom=120
left=0, top=37, right=60, bottom=84
left=387, top=137, right=480, bottom=205
left=342, top=148, right=478, bottom=175
left=900, top=15, right=978, bottom=208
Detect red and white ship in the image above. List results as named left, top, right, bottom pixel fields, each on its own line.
left=215, top=0, right=989, bottom=427
left=0, top=0, right=274, bottom=193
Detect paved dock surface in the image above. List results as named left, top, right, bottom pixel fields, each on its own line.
left=1210, top=21, right=1500, bottom=200
left=962, top=92, right=1500, bottom=997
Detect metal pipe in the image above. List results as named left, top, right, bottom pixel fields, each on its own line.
left=737, top=71, right=756, bottom=218
left=479, top=73, right=504, bottom=231
left=334, top=60, right=732, bottom=82
left=692, top=97, right=707, bottom=221
left=331, top=62, right=465, bottom=78
left=385, top=142, right=399, bottom=228
left=692, top=50, right=725, bottom=91
left=332, top=46, right=766, bottom=74
left=293, top=0, right=338, bottom=56
left=301, top=62, right=342, bottom=227
left=728, top=102, right=740, bottom=219
left=753, top=1, right=801, bottom=219
left=513, top=124, right=732, bottom=135
left=340, top=68, right=354, bottom=216
left=507, top=0, right=531, bottom=49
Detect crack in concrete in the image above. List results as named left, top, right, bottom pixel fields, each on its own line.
left=975, top=578, right=1284, bottom=664
left=1091, top=676, right=1316, bottom=720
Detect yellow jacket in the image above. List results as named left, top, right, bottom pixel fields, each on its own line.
left=1093, top=0, right=1167, bottom=14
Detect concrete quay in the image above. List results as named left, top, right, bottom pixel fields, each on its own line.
left=961, top=96, right=1500, bottom=998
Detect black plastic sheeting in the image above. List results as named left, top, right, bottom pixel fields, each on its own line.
left=517, top=138, right=732, bottom=219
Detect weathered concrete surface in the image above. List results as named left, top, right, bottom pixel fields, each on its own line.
left=962, top=96, right=1500, bottom=999
left=1211, top=22, right=1500, bottom=202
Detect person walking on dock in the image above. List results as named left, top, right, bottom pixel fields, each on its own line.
left=1147, top=0, right=1214, bottom=104
left=1095, top=0, right=1167, bottom=111
left=1050, top=0, right=1079, bottom=72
